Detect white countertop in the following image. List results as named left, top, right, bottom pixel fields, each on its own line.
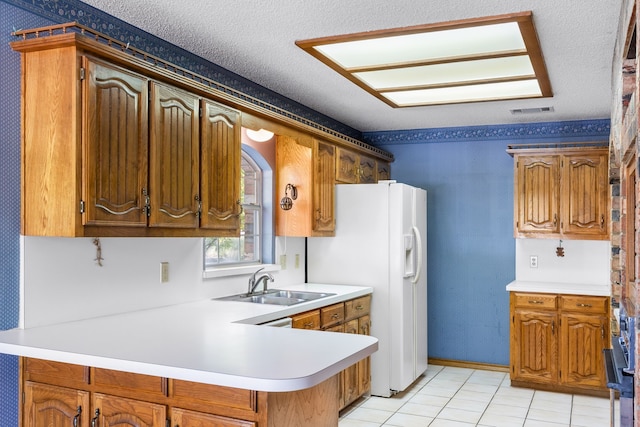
left=506, top=280, right=610, bottom=296
left=0, top=283, right=377, bottom=392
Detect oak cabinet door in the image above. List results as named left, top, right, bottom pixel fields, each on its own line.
left=336, top=147, right=358, bottom=184
left=342, top=319, right=360, bottom=407
left=357, top=314, right=371, bottom=396
left=93, top=392, right=166, bottom=427
left=149, top=82, right=200, bottom=228
left=358, top=155, right=376, bottom=183
left=171, top=407, right=256, bottom=427
left=200, top=99, right=242, bottom=235
left=561, top=153, right=609, bottom=237
left=24, top=381, right=89, bottom=427
left=377, top=162, right=391, bottom=181
left=511, top=310, right=558, bottom=384
left=560, top=313, right=607, bottom=387
left=83, top=57, right=149, bottom=227
left=514, top=155, right=560, bottom=235
left=313, top=140, right=336, bottom=233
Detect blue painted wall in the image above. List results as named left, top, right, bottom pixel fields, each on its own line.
left=1, top=3, right=57, bottom=423
left=0, top=0, right=611, bottom=422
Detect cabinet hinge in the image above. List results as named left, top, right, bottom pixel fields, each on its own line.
left=199, top=107, right=203, bottom=118
left=79, top=67, right=85, bottom=81
left=166, top=419, right=170, bottom=427
left=22, top=391, right=25, bottom=404
left=79, top=200, right=85, bottom=214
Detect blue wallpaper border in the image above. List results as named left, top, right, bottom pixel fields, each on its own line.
left=363, top=119, right=611, bottom=146
left=2, top=0, right=363, bottom=141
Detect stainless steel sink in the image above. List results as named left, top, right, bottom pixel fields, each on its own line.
left=215, top=289, right=336, bottom=306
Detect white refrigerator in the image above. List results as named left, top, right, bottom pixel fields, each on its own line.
left=307, top=181, right=428, bottom=397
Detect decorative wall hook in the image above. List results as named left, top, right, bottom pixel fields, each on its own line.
left=280, top=184, right=298, bottom=210
left=556, top=240, right=564, bottom=257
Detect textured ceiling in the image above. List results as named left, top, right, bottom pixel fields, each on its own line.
left=80, top=0, right=622, bottom=132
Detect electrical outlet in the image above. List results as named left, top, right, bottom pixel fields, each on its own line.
left=295, top=254, right=300, bottom=269
left=280, top=254, right=287, bottom=270
left=529, top=256, right=538, bottom=268
left=160, top=262, right=169, bottom=282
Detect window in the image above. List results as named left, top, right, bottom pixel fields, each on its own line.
left=204, top=151, right=262, bottom=267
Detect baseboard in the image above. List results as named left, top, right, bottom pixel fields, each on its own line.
left=428, top=358, right=510, bottom=373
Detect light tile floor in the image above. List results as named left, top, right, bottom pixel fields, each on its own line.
left=339, top=365, right=619, bottom=427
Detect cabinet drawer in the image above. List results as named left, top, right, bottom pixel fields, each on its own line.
left=321, top=303, right=345, bottom=328
left=172, top=380, right=257, bottom=412
left=23, top=358, right=89, bottom=387
left=345, top=295, right=371, bottom=320
left=560, top=295, right=608, bottom=314
left=92, top=367, right=167, bottom=398
left=292, top=310, right=321, bottom=330
left=513, top=293, right=557, bottom=309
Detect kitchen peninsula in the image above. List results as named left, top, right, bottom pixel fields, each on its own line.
left=0, top=284, right=377, bottom=426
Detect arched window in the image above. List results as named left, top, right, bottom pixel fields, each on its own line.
left=204, top=150, right=265, bottom=267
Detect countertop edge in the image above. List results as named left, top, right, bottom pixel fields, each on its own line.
left=505, top=280, right=610, bottom=296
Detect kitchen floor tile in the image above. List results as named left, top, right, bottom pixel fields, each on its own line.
left=339, top=364, right=616, bottom=427
left=429, top=419, right=477, bottom=426
left=445, top=396, right=490, bottom=412
left=343, top=407, right=394, bottom=424
left=526, top=408, right=571, bottom=425
left=397, top=402, right=445, bottom=418
left=478, top=412, right=526, bottom=427
left=382, top=412, right=434, bottom=426
left=483, top=402, right=530, bottom=419
left=359, top=396, right=407, bottom=412
left=436, top=407, right=483, bottom=424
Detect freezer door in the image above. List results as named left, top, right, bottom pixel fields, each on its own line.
left=389, top=184, right=428, bottom=392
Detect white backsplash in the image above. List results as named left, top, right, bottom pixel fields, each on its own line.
left=515, top=238, right=610, bottom=284
left=21, top=236, right=306, bottom=328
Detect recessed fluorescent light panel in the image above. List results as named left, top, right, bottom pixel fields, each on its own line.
left=296, top=11, right=552, bottom=107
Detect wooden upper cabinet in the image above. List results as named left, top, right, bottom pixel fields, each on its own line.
left=276, top=136, right=335, bottom=237
left=561, top=152, right=609, bottom=237
left=511, top=147, right=609, bottom=240
left=515, top=155, right=560, bottom=235
left=149, top=82, right=200, bottom=228
left=13, top=36, right=243, bottom=237
left=313, top=140, right=336, bottom=234
left=200, top=100, right=242, bottom=235
left=336, top=147, right=378, bottom=184
left=83, top=57, right=149, bottom=228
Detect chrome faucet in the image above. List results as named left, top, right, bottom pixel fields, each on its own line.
left=247, top=268, right=274, bottom=295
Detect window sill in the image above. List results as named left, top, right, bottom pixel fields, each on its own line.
left=203, top=263, right=281, bottom=279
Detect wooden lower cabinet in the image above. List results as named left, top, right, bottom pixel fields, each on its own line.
left=509, top=292, right=609, bottom=395
left=93, top=392, right=166, bottom=426
left=20, top=357, right=338, bottom=427
left=23, top=381, right=89, bottom=427
left=291, top=295, right=372, bottom=410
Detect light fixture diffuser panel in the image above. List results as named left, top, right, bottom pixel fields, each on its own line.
left=297, top=11, right=552, bottom=107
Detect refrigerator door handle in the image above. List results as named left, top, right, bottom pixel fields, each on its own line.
left=411, top=225, right=423, bottom=284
